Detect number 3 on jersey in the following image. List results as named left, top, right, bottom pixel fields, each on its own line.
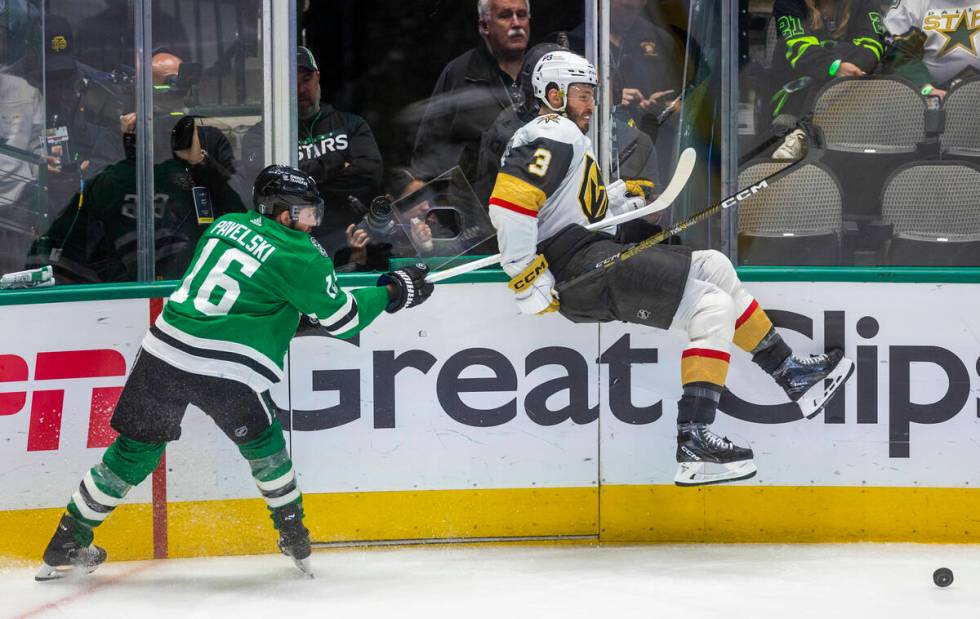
left=527, top=148, right=552, bottom=177
left=171, top=238, right=260, bottom=316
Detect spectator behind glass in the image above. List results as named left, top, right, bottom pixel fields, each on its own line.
left=411, top=0, right=530, bottom=185
left=769, top=0, right=885, bottom=158
left=770, top=0, right=885, bottom=117
left=0, top=47, right=43, bottom=277
left=73, top=0, right=189, bottom=73
left=40, top=16, right=116, bottom=227
left=26, top=112, right=245, bottom=283
left=569, top=0, right=685, bottom=134
left=294, top=46, right=385, bottom=264
left=883, top=0, right=980, bottom=99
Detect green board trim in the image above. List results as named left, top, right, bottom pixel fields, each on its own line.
left=2, top=266, right=979, bottom=307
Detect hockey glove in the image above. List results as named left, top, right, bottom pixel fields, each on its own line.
left=509, top=255, right=560, bottom=315
left=378, top=263, right=434, bottom=313
left=606, top=179, right=648, bottom=216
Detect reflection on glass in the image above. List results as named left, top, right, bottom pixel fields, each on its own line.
left=150, top=0, right=259, bottom=280
left=0, top=1, right=45, bottom=283
left=739, top=0, right=980, bottom=267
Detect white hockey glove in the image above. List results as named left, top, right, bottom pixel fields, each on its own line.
left=606, top=179, right=649, bottom=216
left=509, top=254, right=560, bottom=315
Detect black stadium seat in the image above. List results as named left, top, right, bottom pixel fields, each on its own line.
left=736, top=160, right=843, bottom=265
left=810, top=77, right=925, bottom=221
left=881, top=161, right=980, bottom=266
left=940, top=78, right=980, bottom=164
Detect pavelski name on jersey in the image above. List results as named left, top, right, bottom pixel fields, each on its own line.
left=209, top=219, right=278, bottom=262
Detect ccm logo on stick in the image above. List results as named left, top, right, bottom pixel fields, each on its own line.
left=721, top=180, right=769, bottom=209
left=0, top=350, right=128, bottom=452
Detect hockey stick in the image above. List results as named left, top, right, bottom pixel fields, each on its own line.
left=425, top=147, right=697, bottom=284
left=554, top=149, right=818, bottom=295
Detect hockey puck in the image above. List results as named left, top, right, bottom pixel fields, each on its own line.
left=933, top=567, right=954, bottom=587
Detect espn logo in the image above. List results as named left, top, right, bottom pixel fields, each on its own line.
left=1, top=350, right=128, bottom=452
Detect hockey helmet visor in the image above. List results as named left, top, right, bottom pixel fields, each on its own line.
left=253, top=165, right=324, bottom=227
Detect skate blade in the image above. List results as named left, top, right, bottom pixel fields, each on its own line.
left=674, top=460, right=757, bottom=487
left=292, top=556, right=315, bottom=579
left=798, top=357, right=855, bottom=419
left=35, top=562, right=98, bottom=582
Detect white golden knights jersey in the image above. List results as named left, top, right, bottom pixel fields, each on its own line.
left=488, top=114, right=610, bottom=277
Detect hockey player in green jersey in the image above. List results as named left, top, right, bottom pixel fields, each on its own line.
left=36, top=165, right=434, bottom=581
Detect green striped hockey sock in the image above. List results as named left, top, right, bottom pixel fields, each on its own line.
left=65, top=435, right=166, bottom=546
left=237, top=419, right=303, bottom=527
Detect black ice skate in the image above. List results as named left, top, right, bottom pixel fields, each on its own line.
left=675, top=423, right=757, bottom=487
left=36, top=514, right=107, bottom=581
left=274, top=503, right=314, bottom=578
left=774, top=348, right=854, bottom=419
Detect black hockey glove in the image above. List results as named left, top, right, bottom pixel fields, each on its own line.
left=378, top=263, right=434, bottom=313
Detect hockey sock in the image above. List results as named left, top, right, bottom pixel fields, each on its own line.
left=751, top=327, right=793, bottom=376
left=65, top=435, right=165, bottom=545
left=237, top=419, right=303, bottom=528
left=733, top=300, right=777, bottom=353
left=679, top=346, right=729, bottom=425
left=677, top=383, right=723, bottom=425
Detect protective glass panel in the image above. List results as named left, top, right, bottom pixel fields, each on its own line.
left=737, top=0, right=980, bottom=266
left=390, top=166, right=497, bottom=264
left=298, top=0, right=585, bottom=272
left=149, top=0, right=258, bottom=281
left=0, top=3, right=50, bottom=286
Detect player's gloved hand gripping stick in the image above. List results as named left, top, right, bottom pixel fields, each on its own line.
left=380, top=263, right=434, bottom=312
left=425, top=147, right=698, bottom=284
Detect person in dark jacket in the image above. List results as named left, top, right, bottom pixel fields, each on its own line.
left=771, top=0, right=885, bottom=118
left=767, top=0, right=884, bottom=158
left=411, top=0, right=530, bottom=185
left=296, top=46, right=384, bottom=256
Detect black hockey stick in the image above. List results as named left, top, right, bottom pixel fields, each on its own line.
left=555, top=141, right=821, bottom=295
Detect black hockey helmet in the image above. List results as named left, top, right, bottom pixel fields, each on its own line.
left=253, top=165, right=324, bottom=227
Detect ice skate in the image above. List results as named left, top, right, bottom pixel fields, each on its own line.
left=775, top=348, right=854, bottom=419
left=274, top=503, right=314, bottom=578
left=35, top=514, right=107, bottom=581
left=674, top=423, right=757, bottom=487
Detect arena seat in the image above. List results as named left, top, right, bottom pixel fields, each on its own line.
left=940, top=78, right=980, bottom=164
left=810, top=77, right=925, bottom=221
left=736, top=160, right=843, bottom=265
left=881, top=161, right=980, bottom=266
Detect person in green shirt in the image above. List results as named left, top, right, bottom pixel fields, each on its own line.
left=35, top=165, right=434, bottom=581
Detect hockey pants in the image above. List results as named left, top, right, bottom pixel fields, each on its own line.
left=670, top=250, right=787, bottom=424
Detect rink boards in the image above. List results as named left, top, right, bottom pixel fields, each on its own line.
left=3, top=280, right=980, bottom=561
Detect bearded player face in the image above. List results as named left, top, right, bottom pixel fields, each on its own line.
left=564, top=83, right=596, bottom=134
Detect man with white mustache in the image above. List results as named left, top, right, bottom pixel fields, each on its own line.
left=412, top=0, right=531, bottom=185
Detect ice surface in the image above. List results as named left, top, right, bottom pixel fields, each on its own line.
left=3, top=543, right=979, bottom=618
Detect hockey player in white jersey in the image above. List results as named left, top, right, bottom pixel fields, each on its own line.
left=488, top=51, right=854, bottom=486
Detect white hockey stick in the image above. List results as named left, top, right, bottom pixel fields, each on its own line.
left=425, top=147, right=697, bottom=284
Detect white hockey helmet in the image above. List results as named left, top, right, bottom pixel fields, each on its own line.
left=531, top=50, right=598, bottom=113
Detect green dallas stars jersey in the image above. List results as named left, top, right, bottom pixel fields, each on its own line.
left=142, top=211, right=389, bottom=392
